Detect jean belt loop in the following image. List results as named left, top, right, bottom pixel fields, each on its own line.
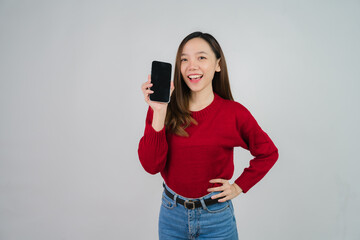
left=173, top=194, right=178, bottom=207
left=199, top=197, right=207, bottom=210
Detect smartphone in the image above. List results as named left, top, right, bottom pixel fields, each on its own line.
left=150, top=61, right=172, bottom=103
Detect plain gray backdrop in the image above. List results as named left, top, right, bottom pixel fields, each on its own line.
left=1, top=0, right=359, bottom=239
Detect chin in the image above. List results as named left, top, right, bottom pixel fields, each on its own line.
left=188, top=87, right=204, bottom=93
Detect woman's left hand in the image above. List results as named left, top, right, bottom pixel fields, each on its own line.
left=207, top=179, right=243, bottom=202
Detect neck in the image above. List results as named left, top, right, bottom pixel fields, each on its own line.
left=189, top=88, right=215, bottom=112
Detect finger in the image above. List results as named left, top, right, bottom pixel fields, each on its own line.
left=141, top=82, right=146, bottom=92
left=145, top=89, right=154, bottom=95
left=217, top=196, right=230, bottom=202
left=144, top=90, right=154, bottom=102
left=142, top=83, right=153, bottom=94
left=142, top=82, right=153, bottom=90
left=145, top=93, right=151, bottom=103
left=209, top=179, right=227, bottom=184
left=207, top=186, right=225, bottom=192
left=211, top=192, right=227, bottom=200
left=142, top=75, right=152, bottom=94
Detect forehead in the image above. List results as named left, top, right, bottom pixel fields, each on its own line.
left=181, top=37, right=214, bottom=56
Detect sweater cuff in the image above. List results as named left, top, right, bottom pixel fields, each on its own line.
left=234, top=176, right=252, bottom=194
left=144, top=124, right=166, bottom=144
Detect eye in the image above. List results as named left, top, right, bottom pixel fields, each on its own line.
left=199, top=56, right=206, bottom=60
left=181, top=58, right=187, bottom=62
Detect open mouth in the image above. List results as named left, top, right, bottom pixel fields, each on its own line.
left=187, top=74, right=203, bottom=83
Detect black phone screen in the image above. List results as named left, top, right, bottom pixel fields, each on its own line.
left=150, top=61, right=172, bottom=103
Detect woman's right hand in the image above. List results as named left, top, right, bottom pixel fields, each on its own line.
left=141, top=74, right=174, bottom=112
left=141, top=74, right=174, bottom=131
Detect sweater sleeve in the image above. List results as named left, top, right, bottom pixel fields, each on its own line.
left=137, top=107, right=168, bottom=175
left=234, top=106, right=279, bottom=193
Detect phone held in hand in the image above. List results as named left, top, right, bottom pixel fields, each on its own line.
left=150, top=61, right=172, bottom=103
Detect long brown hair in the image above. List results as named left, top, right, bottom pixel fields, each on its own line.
left=165, top=32, right=234, bottom=136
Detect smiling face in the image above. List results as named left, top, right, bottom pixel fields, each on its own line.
left=180, top=37, right=221, bottom=95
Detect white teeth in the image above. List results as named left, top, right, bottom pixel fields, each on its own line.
left=188, top=75, right=202, bottom=79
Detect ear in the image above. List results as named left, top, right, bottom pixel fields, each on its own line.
left=215, top=58, right=221, bottom=72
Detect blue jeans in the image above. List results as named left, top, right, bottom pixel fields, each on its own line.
left=159, top=183, right=238, bottom=240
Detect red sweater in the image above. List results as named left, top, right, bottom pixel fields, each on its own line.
left=138, top=93, right=278, bottom=198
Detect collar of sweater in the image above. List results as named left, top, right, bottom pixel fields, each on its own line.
left=190, top=93, right=222, bottom=120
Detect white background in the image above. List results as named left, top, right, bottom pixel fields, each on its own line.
left=1, top=0, right=359, bottom=239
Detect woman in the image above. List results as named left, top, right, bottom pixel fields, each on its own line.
left=138, top=32, right=278, bottom=240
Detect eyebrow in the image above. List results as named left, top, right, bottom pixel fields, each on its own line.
left=181, top=51, right=209, bottom=56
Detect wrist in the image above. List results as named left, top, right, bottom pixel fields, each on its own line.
left=150, top=103, right=168, bottom=113
left=232, top=183, right=243, bottom=194
left=152, top=109, right=167, bottom=132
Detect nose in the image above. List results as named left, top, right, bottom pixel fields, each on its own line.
left=188, top=59, right=199, bottom=70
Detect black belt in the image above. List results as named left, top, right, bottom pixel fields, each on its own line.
left=163, top=183, right=219, bottom=210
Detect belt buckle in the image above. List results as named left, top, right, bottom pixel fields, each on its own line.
left=184, top=200, right=195, bottom=210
